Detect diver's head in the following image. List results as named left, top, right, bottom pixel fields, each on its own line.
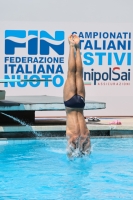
left=67, top=135, right=91, bottom=158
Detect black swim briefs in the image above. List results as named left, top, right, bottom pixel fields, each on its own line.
left=64, top=94, right=85, bottom=108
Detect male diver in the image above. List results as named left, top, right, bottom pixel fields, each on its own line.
left=63, top=35, right=91, bottom=157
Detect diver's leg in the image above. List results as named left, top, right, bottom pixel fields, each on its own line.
left=74, top=35, right=91, bottom=155
left=74, top=35, right=85, bottom=99
left=64, top=35, right=78, bottom=157
left=63, top=35, right=76, bottom=101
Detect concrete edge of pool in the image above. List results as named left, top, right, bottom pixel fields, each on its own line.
left=0, top=117, right=133, bottom=138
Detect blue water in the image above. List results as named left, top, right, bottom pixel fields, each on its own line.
left=0, top=138, right=133, bottom=200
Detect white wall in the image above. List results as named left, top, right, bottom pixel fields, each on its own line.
left=0, top=0, right=133, bottom=23
left=0, top=0, right=133, bottom=117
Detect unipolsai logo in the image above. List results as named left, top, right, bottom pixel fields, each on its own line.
left=5, top=30, right=65, bottom=55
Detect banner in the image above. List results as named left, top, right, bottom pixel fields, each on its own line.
left=0, top=22, right=132, bottom=115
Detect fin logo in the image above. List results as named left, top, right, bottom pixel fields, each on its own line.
left=5, top=30, right=64, bottom=55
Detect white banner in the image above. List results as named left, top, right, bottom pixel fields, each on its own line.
left=0, top=22, right=132, bottom=115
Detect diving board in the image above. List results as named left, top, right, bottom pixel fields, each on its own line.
left=0, top=95, right=106, bottom=111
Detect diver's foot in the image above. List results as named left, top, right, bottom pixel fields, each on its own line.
left=73, top=35, right=80, bottom=49
left=68, top=35, right=75, bottom=47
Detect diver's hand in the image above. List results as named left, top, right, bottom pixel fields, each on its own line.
left=78, top=135, right=91, bottom=155
left=67, top=135, right=79, bottom=158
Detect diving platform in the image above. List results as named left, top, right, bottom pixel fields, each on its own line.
left=0, top=95, right=106, bottom=125
left=0, top=95, right=106, bottom=111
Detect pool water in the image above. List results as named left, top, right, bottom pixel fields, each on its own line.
left=0, top=138, right=133, bottom=200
